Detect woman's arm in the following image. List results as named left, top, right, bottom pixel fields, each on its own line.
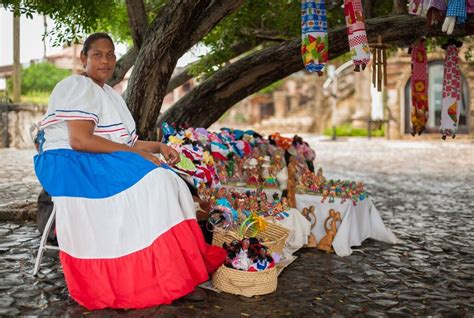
left=134, top=140, right=180, bottom=165
left=133, top=140, right=162, bottom=153
left=67, top=120, right=162, bottom=165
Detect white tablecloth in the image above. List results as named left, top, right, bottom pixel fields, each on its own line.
left=271, top=208, right=311, bottom=258
left=296, top=194, right=397, bottom=256
left=221, top=185, right=397, bottom=257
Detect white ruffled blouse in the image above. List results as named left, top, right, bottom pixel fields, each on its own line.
left=39, top=75, right=138, bottom=151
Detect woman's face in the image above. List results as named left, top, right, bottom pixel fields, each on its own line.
left=80, top=38, right=116, bottom=86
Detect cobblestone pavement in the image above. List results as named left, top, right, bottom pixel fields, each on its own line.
left=1, top=139, right=473, bottom=316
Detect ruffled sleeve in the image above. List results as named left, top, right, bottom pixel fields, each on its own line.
left=40, top=75, right=101, bottom=129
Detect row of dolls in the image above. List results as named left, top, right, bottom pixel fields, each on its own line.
left=202, top=187, right=292, bottom=231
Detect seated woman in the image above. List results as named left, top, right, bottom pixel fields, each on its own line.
left=34, top=32, right=226, bottom=310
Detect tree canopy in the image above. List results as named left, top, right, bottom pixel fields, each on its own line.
left=2, top=0, right=473, bottom=136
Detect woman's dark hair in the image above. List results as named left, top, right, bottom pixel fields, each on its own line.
left=81, top=32, right=115, bottom=55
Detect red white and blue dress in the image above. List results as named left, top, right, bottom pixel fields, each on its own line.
left=34, top=75, right=226, bottom=310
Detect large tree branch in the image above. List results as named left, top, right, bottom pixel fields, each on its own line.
left=125, top=0, right=244, bottom=137
left=166, top=38, right=262, bottom=94
left=159, top=14, right=474, bottom=128
left=106, top=46, right=138, bottom=87
left=125, top=0, right=148, bottom=48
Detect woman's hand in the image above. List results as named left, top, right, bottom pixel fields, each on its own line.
left=159, top=144, right=180, bottom=165
left=137, top=150, right=163, bottom=166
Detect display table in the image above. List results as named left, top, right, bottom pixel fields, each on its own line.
left=222, top=185, right=397, bottom=256
left=295, top=194, right=397, bottom=256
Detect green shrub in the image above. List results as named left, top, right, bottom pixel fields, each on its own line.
left=8, top=62, right=70, bottom=95
left=323, top=123, right=384, bottom=137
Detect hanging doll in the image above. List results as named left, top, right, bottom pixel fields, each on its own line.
left=442, top=0, right=467, bottom=35
left=440, top=38, right=463, bottom=139
left=408, top=0, right=447, bottom=27
left=344, top=0, right=370, bottom=71
left=301, top=0, right=328, bottom=76
left=410, top=39, right=429, bottom=136
left=426, top=0, right=447, bottom=26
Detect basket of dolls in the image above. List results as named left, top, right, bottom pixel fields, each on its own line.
left=212, top=220, right=289, bottom=256
left=212, top=265, right=277, bottom=297
left=212, top=238, right=278, bottom=297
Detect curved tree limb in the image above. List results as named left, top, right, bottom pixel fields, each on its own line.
left=166, top=38, right=263, bottom=94
left=159, top=14, right=474, bottom=129
left=106, top=46, right=138, bottom=87
left=125, top=0, right=244, bottom=137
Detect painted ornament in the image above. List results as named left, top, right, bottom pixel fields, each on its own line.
left=301, top=0, right=328, bottom=76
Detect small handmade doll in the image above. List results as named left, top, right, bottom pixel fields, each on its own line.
left=248, top=246, right=275, bottom=272
left=442, top=0, right=467, bottom=34
left=223, top=239, right=241, bottom=268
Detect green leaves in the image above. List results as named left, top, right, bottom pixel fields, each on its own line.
left=2, top=0, right=132, bottom=46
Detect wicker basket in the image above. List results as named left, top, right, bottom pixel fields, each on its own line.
left=212, top=265, right=277, bottom=297
left=212, top=221, right=290, bottom=256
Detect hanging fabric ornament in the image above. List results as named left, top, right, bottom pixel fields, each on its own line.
left=440, top=39, right=463, bottom=139
left=344, top=0, right=370, bottom=71
left=410, top=39, right=429, bottom=136
left=301, top=0, right=328, bottom=76
left=468, top=0, right=474, bottom=13
left=442, top=0, right=467, bottom=35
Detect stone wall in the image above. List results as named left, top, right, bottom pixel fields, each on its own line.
left=0, top=104, right=46, bottom=149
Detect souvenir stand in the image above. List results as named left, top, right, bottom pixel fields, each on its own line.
left=160, top=123, right=397, bottom=296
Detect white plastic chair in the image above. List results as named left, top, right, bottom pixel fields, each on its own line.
left=30, top=123, right=60, bottom=276
left=32, top=204, right=59, bottom=276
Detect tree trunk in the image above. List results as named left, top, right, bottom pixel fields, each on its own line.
left=125, top=0, right=244, bottom=138
left=13, top=12, right=21, bottom=103
left=159, top=14, right=474, bottom=129
left=125, top=0, right=148, bottom=48
left=363, top=0, right=374, bottom=19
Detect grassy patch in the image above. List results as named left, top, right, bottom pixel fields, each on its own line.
left=323, top=123, right=384, bottom=137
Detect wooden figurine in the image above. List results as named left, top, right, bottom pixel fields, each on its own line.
left=301, top=205, right=317, bottom=248
left=286, top=156, right=298, bottom=209
left=317, top=209, right=342, bottom=253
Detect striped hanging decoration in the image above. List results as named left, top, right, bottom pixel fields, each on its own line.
left=301, top=0, right=328, bottom=76
left=410, top=39, right=429, bottom=136
left=440, top=41, right=462, bottom=139
left=344, top=0, right=370, bottom=71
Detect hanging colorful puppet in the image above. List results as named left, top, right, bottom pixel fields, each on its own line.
left=344, top=0, right=370, bottom=71
left=301, top=0, right=328, bottom=76
left=410, top=39, right=429, bottom=136
left=440, top=38, right=463, bottom=139
left=442, top=0, right=467, bottom=35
